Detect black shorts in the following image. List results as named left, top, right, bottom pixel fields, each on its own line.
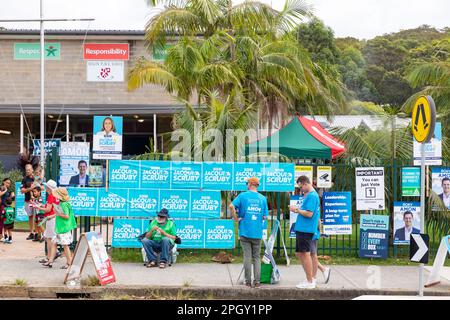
left=4, top=223, right=14, bottom=230
left=295, top=232, right=314, bottom=253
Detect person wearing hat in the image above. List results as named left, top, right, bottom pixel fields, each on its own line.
left=34, top=179, right=60, bottom=265
left=141, top=208, right=177, bottom=269
left=43, top=187, right=77, bottom=269
left=229, top=176, right=268, bottom=288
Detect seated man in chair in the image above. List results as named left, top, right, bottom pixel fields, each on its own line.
left=141, top=208, right=177, bottom=269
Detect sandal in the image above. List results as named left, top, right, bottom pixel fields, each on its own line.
left=147, top=261, right=157, bottom=268
left=60, top=264, right=70, bottom=269
left=159, top=262, right=166, bottom=269
left=39, top=258, right=48, bottom=264
left=42, top=262, right=53, bottom=268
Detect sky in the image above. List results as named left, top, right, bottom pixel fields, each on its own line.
left=0, top=0, right=449, bottom=39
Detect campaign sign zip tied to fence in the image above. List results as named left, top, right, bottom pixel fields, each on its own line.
left=359, top=214, right=390, bottom=259
left=401, top=167, right=421, bottom=197
left=14, top=182, right=46, bottom=222
left=108, top=160, right=295, bottom=192
left=68, top=187, right=221, bottom=219
left=112, top=219, right=235, bottom=249
left=322, top=192, right=352, bottom=235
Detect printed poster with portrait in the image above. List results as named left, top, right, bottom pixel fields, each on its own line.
left=431, top=167, right=450, bottom=210
left=393, top=202, right=421, bottom=245
left=86, top=232, right=116, bottom=285
left=92, top=116, right=123, bottom=160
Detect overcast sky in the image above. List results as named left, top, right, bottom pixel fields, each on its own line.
left=0, top=0, right=449, bottom=39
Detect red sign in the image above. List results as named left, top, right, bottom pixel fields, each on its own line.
left=96, top=259, right=116, bottom=285
left=84, top=43, right=129, bottom=60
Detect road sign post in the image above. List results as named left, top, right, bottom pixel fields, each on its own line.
left=411, top=95, right=436, bottom=297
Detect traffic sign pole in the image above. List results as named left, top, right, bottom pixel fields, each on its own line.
left=419, top=142, right=425, bottom=297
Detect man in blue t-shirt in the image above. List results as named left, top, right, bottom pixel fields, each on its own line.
left=289, top=175, right=320, bottom=289
left=229, top=177, right=268, bottom=288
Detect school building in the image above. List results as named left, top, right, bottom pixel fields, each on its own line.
left=0, top=29, right=183, bottom=170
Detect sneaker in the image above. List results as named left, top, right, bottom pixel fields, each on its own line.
left=34, top=233, right=39, bottom=241
left=322, top=267, right=331, bottom=284
left=296, top=281, right=316, bottom=289
left=5, top=239, right=12, bottom=244
left=26, top=233, right=34, bottom=240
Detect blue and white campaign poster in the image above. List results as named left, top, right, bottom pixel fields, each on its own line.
left=68, top=188, right=98, bottom=216
left=205, top=220, right=235, bottom=249
left=233, top=162, right=264, bottom=191
left=59, top=142, right=90, bottom=186
left=32, top=138, right=61, bottom=156
left=112, top=219, right=145, bottom=248
left=159, top=189, right=190, bottom=219
left=97, top=188, right=128, bottom=217
left=431, top=167, right=450, bottom=210
left=171, top=162, right=202, bottom=189
left=393, top=202, right=421, bottom=245
left=190, top=191, right=221, bottom=219
left=140, top=161, right=171, bottom=189
left=109, top=160, right=139, bottom=189
left=264, top=163, right=294, bottom=192
left=414, top=122, right=442, bottom=166
left=323, top=192, right=352, bottom=235
left=92, top=116, right=123, bottom=160
left=289, top=195, right=303, bottom=238
left=14, top=182, right=28, bottom=222
left=128, top=189, right=159, bottom=217
left=202, top=162, right=233, bottom=190
left=176, top=220, right=205, bottom=249
left=359, top=214, right=389, bottom=259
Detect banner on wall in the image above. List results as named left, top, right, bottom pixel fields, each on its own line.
left=112, top=219, right=235, bottom=249
left=322, top=192, right=352, bottom=235
left=108, top=160, right=295, bottom=192
left=359, top=214, right=390, bottom=259
left=393, top=202, right=421, bottom=245
left=68, top=187, right=221, bottom=219
left=92, top=116, right=123, bottom=160
left=59, top=142, right=90, bottom=186
left=401, top=167, right=420, bottom=197
left=431, top=167, right=450, bottom=210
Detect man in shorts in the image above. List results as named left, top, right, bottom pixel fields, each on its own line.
left=20, top=164, right=36, bottom=240
left=289, top=175, right=320, bottom=289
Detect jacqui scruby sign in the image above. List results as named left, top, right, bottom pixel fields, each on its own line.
left=84, top=43, right=129, bottom=60
left=109, top=163, right=139, bottom=188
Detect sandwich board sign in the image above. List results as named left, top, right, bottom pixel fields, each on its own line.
left=355, top=167, right=385, bottom=211
left=425, top=235, right=450, bottom=287
left=64, top=232, right=116, bottom=286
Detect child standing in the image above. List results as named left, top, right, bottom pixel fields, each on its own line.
left=31, top=186, right=45, bottom=242
left=2, top=198, right=15, bottom=244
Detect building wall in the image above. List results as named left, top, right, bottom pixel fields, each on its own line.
left=0, top=38, right=175, bottom=106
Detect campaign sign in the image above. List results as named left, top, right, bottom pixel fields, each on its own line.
left=128, top=189, right=159, bottom=217
left=14, top=182, right=28, bottom=222
left=413, top=122, right=442, bottom=166
left=233, top=162, right=264, bottom=191
left=355, top=167, right=385, bottom=211
left=111, top=219, right=145, bottom=248
left=32, top=138, right=61, bottom=156
left=205, top=220, right=235, bottom=249
left=59, top=142, right=90, bottom=186
left=402, top=167, right=420, bottom=197
left=159, top=189, right=190, bottom=219
left=140, top=161, right=171, bottom=189
left=289, top=195, right=303, bottom=238
left=264, top=163, right=294, bottom=192
left=68, top=188, right=98, bottom=217
left=359, top=214, right=389, bottom=259
left=190, top=191, right=221, bottom=219
left=323, top=192, right=352, bottom=235
left=109, top=161, right=140, bottom=189
left=393, top=202, right=421, bottom=245
left=171, top=162, right=202, bottom=189
left=93, top=116, right=123, bottom=160
left=431, top=167, right=450, bottom=210
left=97, top=188, right=128, bottom=217
left=176, top=219, right=205, bottom=249
left=202, top=162, right=233, bottom=190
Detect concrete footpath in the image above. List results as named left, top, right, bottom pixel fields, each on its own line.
left=1, top=234, right=449, bottom=299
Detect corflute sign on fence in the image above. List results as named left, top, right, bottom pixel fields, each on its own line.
left=322, top=192, right=352, bottom=235
left=68, top=187, right=221, bottom=219
left=401, top=167, right=421, bottom=197
left=359, top=214, right=389, bottom=259
left=355, top=167, right=385, bottom=211
left=108, top=160, right=295, bottom=192
left=112, top=219, right=235, bottom=249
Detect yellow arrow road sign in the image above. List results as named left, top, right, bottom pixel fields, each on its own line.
left=412, top=96, right=436, bottom=143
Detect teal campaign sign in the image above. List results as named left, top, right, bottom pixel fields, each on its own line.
left=111, top=218, right=235, bottom=249
left=141, top=161, right=171, bottom=189
left=202, top=162, right=233, bottom=190
left=128, top=189, right=159, bottom=217
left=171, top=162, right=202, bottom=189
left=14, top=182, right=28, bottom=222
left=108, top=160, right=295, bottom=192
left=68, top=187, right=220, bottom=218
left=402, top=167, right=420, bottom=197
